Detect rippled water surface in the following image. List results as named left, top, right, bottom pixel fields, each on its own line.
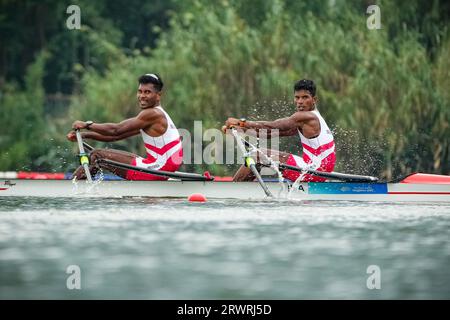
left=1, top=197, right=449, bottom=299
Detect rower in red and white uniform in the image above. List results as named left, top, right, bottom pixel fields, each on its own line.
left=284, top=107, right=335, bottom=182
left=129, top=106, right=182, bottom=180
left=223, top=79, right=335, bottom=182
left=67, top=73, right=183, bottom=180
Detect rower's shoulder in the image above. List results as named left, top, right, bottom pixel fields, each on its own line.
left=137, top=107, right=165, bottom=121
left=291, top=110, right=319, bottom=122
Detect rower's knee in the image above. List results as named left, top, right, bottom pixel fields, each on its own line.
left=233, top=165, right=254, bottom=182
left=90, top=149, right=106, bottom=165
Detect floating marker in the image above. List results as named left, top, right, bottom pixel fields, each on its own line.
left=188, top=193, right=207, bottom=202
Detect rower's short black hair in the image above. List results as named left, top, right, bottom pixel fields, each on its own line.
left=294, top=79, right=316, bottom=97
left=138, top=73, right=164, bottom=92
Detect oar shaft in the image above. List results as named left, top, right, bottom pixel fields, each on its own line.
left=279, top=163, right=378, bottom=182
left=238, top=137, right=379, bottom=182
left=249, top=163, right=273, bottom=197
left=82, top=141, right=94, bottom=152
left=98, top=159, right=214, bottom=181
left=75, top=130, right=93, bottom=182
left=75, top=133, right=211, bottom=181
left=231, top=128, right=273, bottom=197
left=76, top=130, right=86, bottom=154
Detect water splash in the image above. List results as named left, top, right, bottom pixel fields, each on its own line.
left=70, top=168, right=105, bottom=195
left=248, top=99, right=293, bottom=121
left=71, top=175, right=80, bottom=194
left=288, top=171, right=307, bottom=200
left=332, top=126, right=386, bottom=176
left=94, top=168, right=105, bottom=184
left=287, top=159, right=321, bottom=200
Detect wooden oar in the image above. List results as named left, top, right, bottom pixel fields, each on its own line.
left=97, top=158, right=214, bottom=181
left=231, top=128, right=273, bottom=197
left=75, top=130, right=93, bottom=183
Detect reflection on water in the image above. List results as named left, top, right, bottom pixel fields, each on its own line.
left=0, top=197, right=449, bottom=299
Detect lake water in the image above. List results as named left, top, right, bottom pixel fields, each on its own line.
left=1, top=197, right=449, bottom=299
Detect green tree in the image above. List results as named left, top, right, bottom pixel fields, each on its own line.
left=0, top=52, right=50, bottom=171
left=1, top=0, right=449, bottom=179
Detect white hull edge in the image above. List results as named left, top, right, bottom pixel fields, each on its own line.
left=1, top=179, right=449, bottom=203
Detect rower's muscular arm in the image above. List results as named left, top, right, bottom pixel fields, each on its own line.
left=80, top=131, right=136, bottom=142
left=239, top=125, right=297, bottom=138
left=88, top=111, right=153, bottom=137
left=245, top=118, right=297, bottom=137
left=75, top=109, right=164, bottom=142
left=235, top=112, right=317, bottom=137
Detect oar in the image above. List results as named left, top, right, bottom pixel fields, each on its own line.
left=236, top=134, right=379, bottom=183
left=75, top=129, right=93, bottom=183
left=77, top=137, right=212, bottom=181
left=275, top=163, right=378, bottom=182
left=97, top=158, right=214, bottom=181
left=82, top=141, right=94, bottom=152
left=231, top=128, right=273, bottom=197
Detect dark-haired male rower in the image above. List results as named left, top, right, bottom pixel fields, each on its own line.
left=67, top=73, right=183, bottom=180
left=223, top=79, right=335, bottom=182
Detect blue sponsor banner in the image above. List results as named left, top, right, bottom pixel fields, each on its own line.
left=64, top=173, right=125, bottom=181
left=308, top=183, right=388, bottom=194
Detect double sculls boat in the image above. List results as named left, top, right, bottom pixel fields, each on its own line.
left=1, top=130, right=449, bottom=202
left=1, top=173, right=449, bottom=202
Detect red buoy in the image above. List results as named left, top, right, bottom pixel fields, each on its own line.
left=188, top=193, right=207, bottom=202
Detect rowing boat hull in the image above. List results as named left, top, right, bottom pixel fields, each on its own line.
left=1, top=179, right=449, bottom=203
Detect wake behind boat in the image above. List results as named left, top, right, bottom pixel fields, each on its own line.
left=1, top=173, right=449, bottom=202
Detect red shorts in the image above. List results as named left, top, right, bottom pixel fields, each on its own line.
left=125, top=149, right=183, bottom=181
left=282, top=153, right=336, bottom=182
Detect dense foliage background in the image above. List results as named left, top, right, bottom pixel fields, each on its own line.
left=1, top=0, right=449, bottom=179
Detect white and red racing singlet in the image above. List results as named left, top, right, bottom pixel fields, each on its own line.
left=283, top=109, right=336, bottom=182
left=126, top=106, right=183, bottom=180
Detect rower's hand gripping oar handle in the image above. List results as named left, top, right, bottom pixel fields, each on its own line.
left=75, top=129, right=93, bottom=182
